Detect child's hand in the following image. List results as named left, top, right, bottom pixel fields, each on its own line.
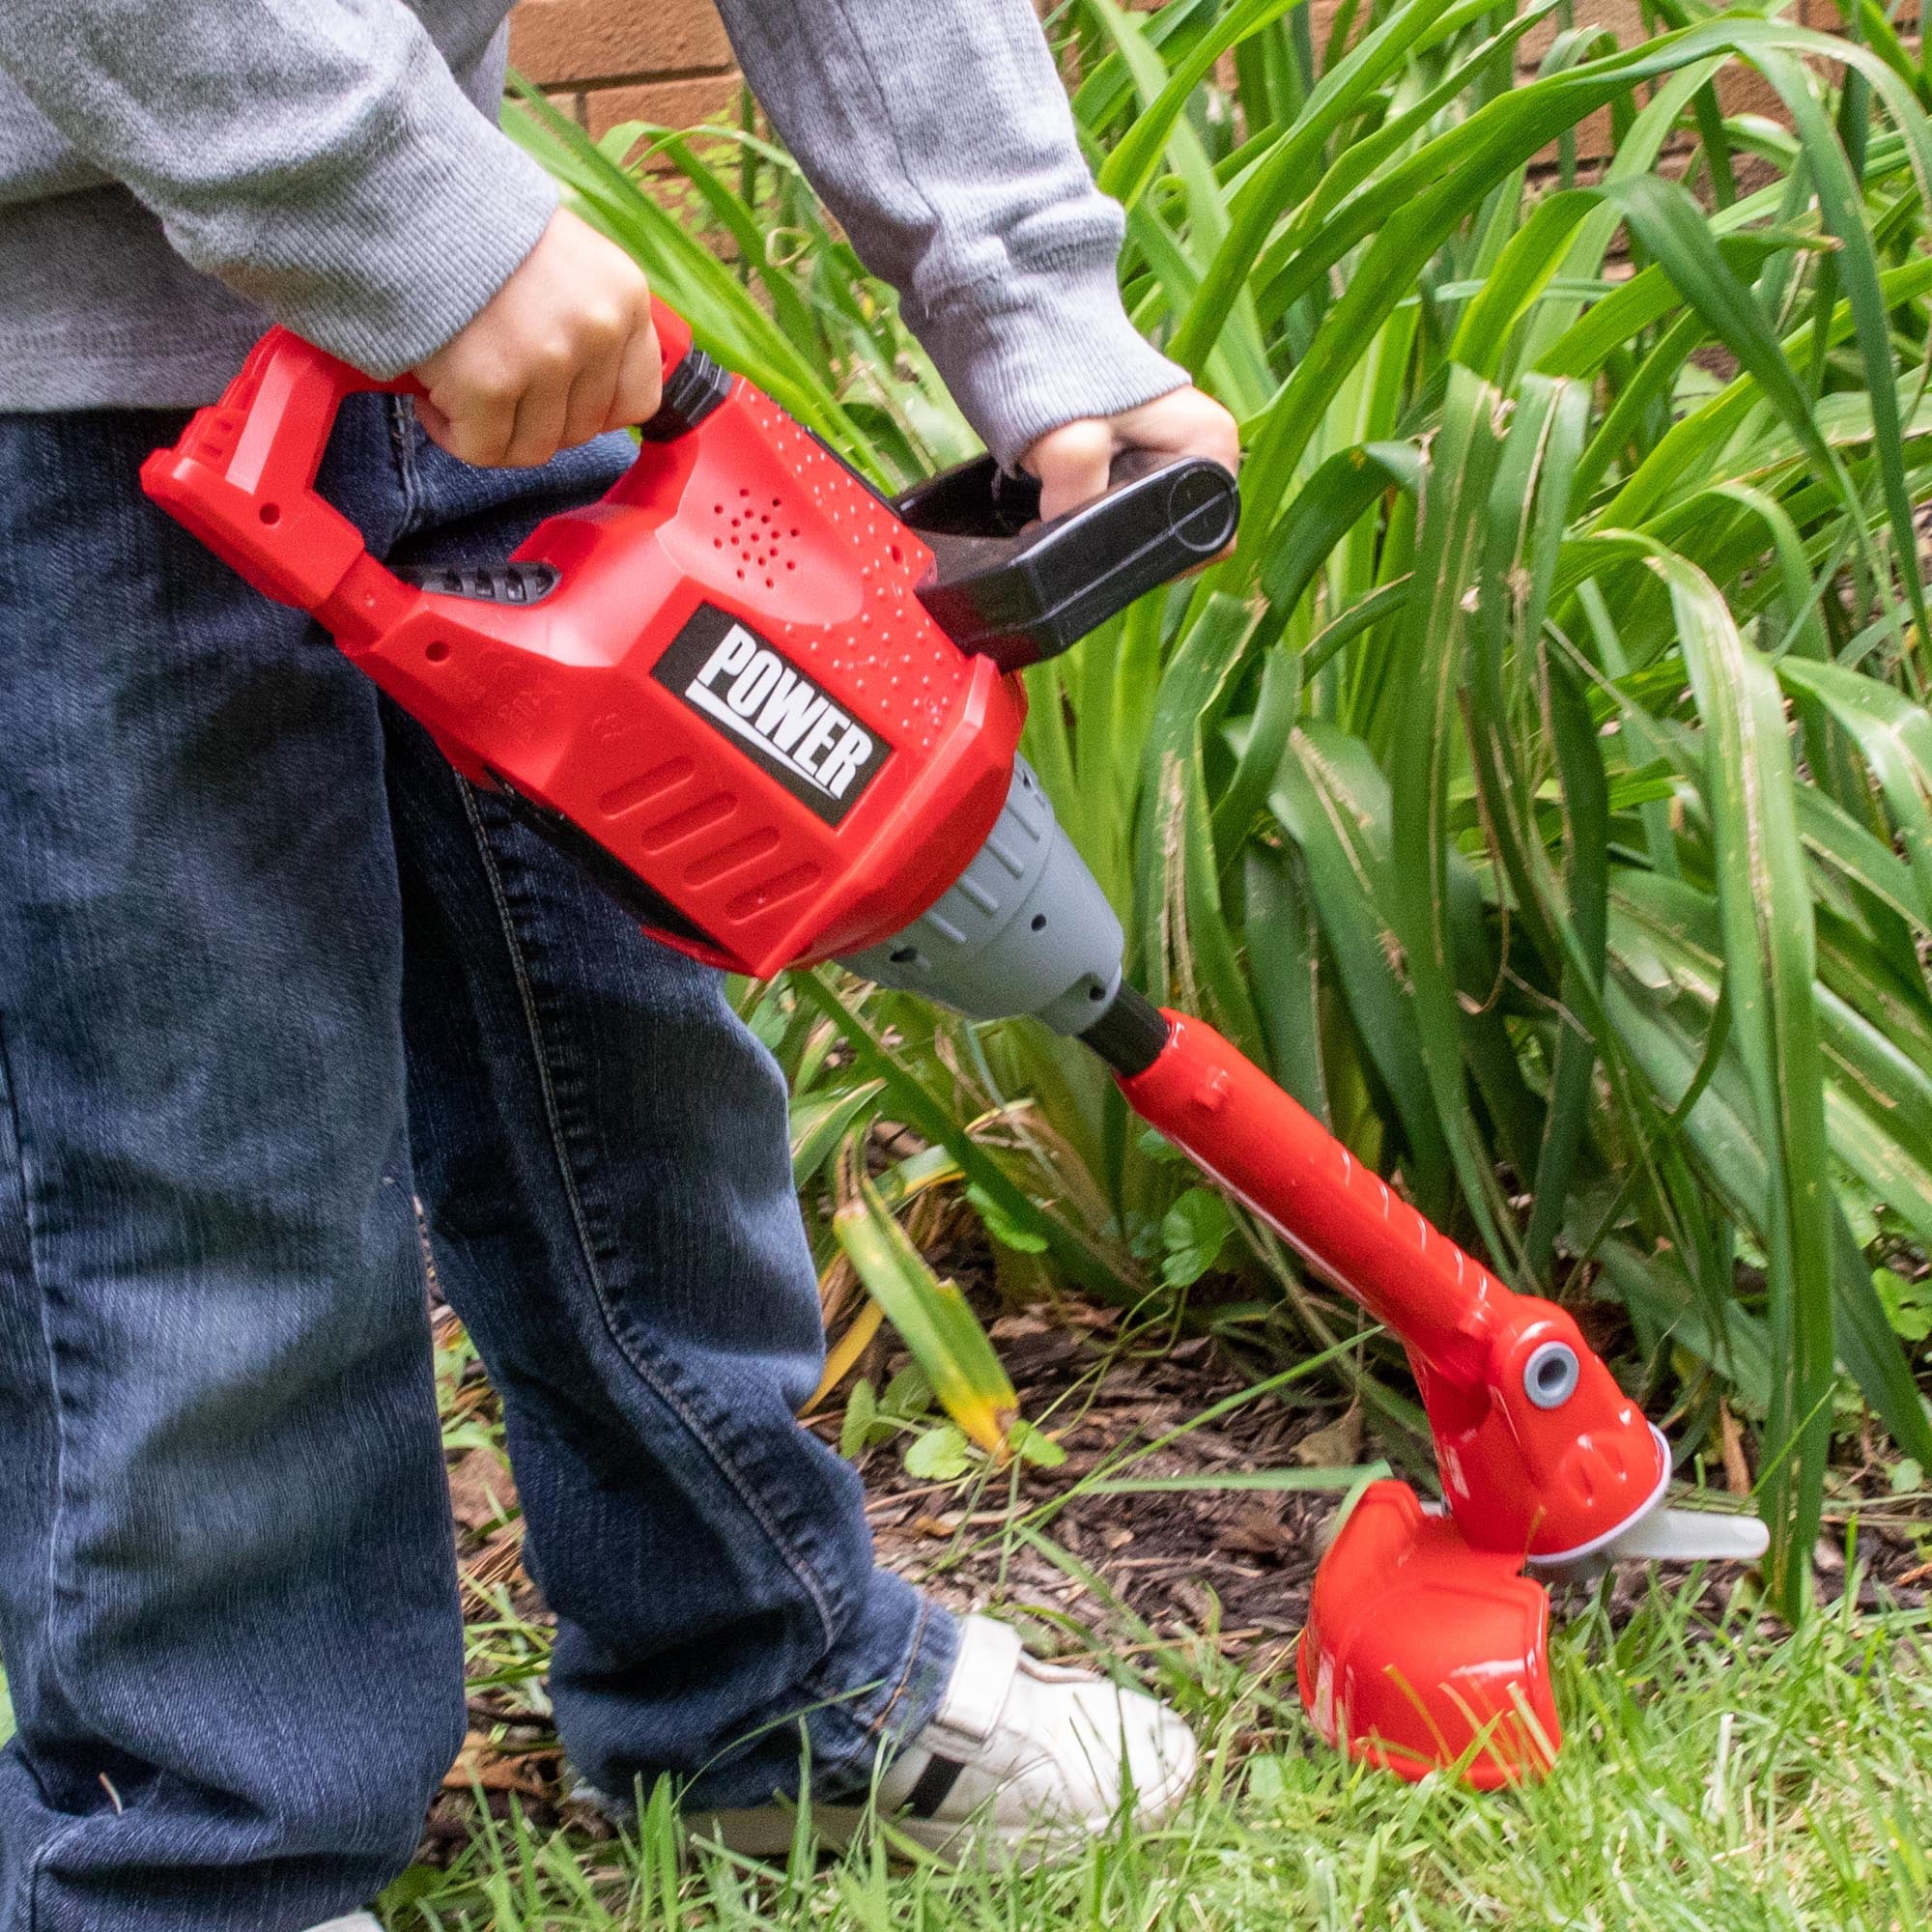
left=412, top=209, right=664, bottom=469
left=1024, top=387, right=1240, bottom=524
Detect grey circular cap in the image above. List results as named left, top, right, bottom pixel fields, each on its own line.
left=1523, top=1341, right=1581, bottom=1410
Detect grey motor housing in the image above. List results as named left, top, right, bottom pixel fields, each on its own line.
left=840, top=758, right=1124, bottom=1036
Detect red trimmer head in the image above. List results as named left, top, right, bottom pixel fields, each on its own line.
left=1298, top=1483, right=1560, bottom=1785
left=144, top=305, right=1764, bottom=1789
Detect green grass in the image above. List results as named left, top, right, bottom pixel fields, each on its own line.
left=413, top=1323, right=1930, bottom=1928
left=386, top=1589, right=1932, bottom=1930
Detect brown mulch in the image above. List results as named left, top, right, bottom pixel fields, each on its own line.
left=834, top=1309, right=1932, bottom=1645
left=838, top=1305, right=1348, bottom=1662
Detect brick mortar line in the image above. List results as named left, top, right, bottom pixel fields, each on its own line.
left=566, top=63, right=742, bottom=90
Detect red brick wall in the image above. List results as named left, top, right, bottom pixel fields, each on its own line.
left=508, top=0, right=741, bottom=145
left=507, top=0, right=1853, bottom=157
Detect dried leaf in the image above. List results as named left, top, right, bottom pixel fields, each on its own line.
left=442, top=1731, right=550, bottom=1797
left=1217, top=1506, right=1297, bottom=1558
left=446, top=1448, right=516, bottom=1533
left=1293, top=1407, right=1364, bottom=1467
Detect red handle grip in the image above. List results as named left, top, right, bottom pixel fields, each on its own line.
left=140, top=298, right=696, bottom=639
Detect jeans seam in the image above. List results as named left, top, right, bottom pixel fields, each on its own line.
left=0, top=1011, right=94, bottom=1932
left=450, top=777, right=843, bottom=1653
left=863, top=1595, right=930, bottom=1742
left=385, top=396, right=423, bottom=538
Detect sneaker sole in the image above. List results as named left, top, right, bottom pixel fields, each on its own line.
left=686, top=1752, right=1196, bottom=1871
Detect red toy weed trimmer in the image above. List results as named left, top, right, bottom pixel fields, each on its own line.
left=144, top=299, right=1764, bottom=1788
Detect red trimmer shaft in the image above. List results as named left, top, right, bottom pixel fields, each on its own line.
left=1119, top=1010, right=1668, bottom=1566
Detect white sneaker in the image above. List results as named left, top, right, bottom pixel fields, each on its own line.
left=303, top=1917, right=382, bottom=1931
left=689, top=1613, right=1197, bottom=1867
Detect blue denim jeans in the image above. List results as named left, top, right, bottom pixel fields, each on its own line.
left=0, top=399, right=956, bottom=1932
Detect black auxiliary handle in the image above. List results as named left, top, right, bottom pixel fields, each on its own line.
left=894, top=451, right=1238, bottom=672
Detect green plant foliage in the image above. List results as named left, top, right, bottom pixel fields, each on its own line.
left=902, top=1423, right=972, bottom=1482
left=508, top=0, right=1932, bottom=1618
left=1878, top=1267, right=1932, bottom=1349
left=835, top=1170, right=1022, bottom=1457
left=1161, top=1187, right=1236, bottom=1287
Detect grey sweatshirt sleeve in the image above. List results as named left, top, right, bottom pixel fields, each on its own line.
left=0, top=0, right=1181, bottom=460
left=0, top=2, right=559, bottom=377
left=712, top=0, right=1186, bottom=467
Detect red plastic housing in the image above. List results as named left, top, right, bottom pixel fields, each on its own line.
left=141, top=323, right=1023, bottom=977
left=1297, top=1483, right=1560, bottom=1787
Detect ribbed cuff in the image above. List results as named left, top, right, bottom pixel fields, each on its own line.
left=227, top=37, right=560, bottom=378
left=907, top=253, right=1189, bottom=471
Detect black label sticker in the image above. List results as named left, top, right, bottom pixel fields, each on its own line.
left=652, top=604, right=892, bottom=826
